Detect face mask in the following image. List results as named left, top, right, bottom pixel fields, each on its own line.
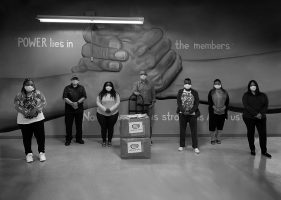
left=71, top=80, right=79, bottom=86
left=140, top=75, right=147, bottom=80
left=106, top=86, right=112, bottom=91
left=24, top=86, right=34, bottom=92
left=250, top=85, right=256, bottom=91
left=214, top=84, right=221, bottom=89
left=184, top=84, right=192, bottom=90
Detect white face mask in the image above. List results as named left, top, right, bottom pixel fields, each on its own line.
left=71, top=80, right=79, bottom=86
left=140, top=75, right=147, bottom=80
left=250, top=85, right=257, bottom=91
left=184, top=84, right=192, bottom=90
left=24, top=86, right=34, bottom=92
left=106, top=86, right=112, bottom=91
left=214, top=84, right=221, bottom=89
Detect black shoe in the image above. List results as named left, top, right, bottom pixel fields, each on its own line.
left=76, top=139, right=84, bottom=144
left=216, top=140, right=221, bottom=144
left=107, top=141, right=112, bottom=147
left=262, top=152, right=272, bottom=158
left=102, top=142, right=106, bottom=147
left=250, top=150, right=256, bottom=156
left=211, top=140, right=216, bottom=145
left=65, top=141, right=71, bottom=146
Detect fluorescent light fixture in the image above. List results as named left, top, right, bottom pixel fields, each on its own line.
left=37, top=15, right=144, bottom=24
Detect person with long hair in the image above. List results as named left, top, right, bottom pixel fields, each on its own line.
left=14, top=78, right=47, bottom=163
left=96, top=81, right=120, bottom=147
left=242, top=80, right=272, bottom=158
left=208, top=79, right=229, bottom=144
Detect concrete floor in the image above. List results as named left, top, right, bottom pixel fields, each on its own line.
left=0, top=137, right=280, bottom=200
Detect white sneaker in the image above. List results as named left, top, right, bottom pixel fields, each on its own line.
left=194, top=148, right=200, bottom=154
left=26, top=153, right=33, bottom=163
left=39, top=152, right=46, bottom=162
left=178, top=147, right=184, bottom=151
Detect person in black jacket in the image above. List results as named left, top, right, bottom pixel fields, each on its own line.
left=208, top=79, right=229, bottom=144
left=176, top=78, right=200, bottom=154
left=242, top=80, right=271, bottom=158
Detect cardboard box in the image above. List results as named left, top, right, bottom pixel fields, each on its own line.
left=120, top=138, right=151, bottom=159
left=119, top=114, right=150, bottom=138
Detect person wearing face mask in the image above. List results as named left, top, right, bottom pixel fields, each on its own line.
left=176, top=78, right=200, bottom=154
left=242, top=80, right=272, bottom=158
left=63, top=75, right=87, bottom=146
left=96, top=81, right=120, bottom=147
left=132, top=70, right=156, bottom=143
left=14, top=78, right=47, bottom=163
left=208, top=79, right=229, bottom=144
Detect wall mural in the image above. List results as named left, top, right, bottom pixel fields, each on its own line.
left=0, top=0, right=281, bottom=135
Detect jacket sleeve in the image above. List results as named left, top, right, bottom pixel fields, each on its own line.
left=208, top=90, right=213, bottom=106
left=242, top=93, right=258, bottom=116
left=132, top=81, right=139, bottom=94
left=35, top=91, right=47, bottom=111
left=225, top=92, right=230, bottom=119
left=14, top=93, right=27, bottom=115
left=177, top=90, right=184, bottom=113
left=189, top=90, right=199, bottom=114
left=259, top=93, right=268, bottom=115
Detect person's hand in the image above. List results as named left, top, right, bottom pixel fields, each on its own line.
left=134, top=92, right=140, bottom=96
left=256, top=113, right=262, bottom=119
left=71, top=25, right=182, bottom=98
left=25, top=108, right=39, bottom=119
left=105, top=108, right=111, bottom=114
left=72, top=102, right=78, bottom=109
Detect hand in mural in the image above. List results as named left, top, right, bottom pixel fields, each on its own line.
left=71, top=25, right=182, bottom=93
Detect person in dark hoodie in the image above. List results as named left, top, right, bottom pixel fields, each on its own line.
left=176, top=78, right=200, bottom=154
left=242, top=80, right=272, bottom=158
left=208, top=79, right=229, bottom=144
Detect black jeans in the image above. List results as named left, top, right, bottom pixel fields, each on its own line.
left=96, top=112, right=119, bottom=143
left=19, top=120, right=45, bottom=155
left=179, top=113, right=198, bottom=148
left=243, top=117, right=267, bottom=153
left=65, top=111, right=83, bottom=141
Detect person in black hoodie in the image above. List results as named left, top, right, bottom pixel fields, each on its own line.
left=208, top=79, right=229, bottom=144
left=242, top=80, right=272, bottom=158
left=176, top=78, right=200, bottom=154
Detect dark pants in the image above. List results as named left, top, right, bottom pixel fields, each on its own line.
left=143, top=105, right=153, bottom=139
left=19, top=120, right=45, bottom=155
left=179, top=114, right=198, bottom=148
left=65, top=111, right=83, bottom=141
left=243, top=117, right=267, bottom=153
left=96, top=112, right=119, bottom=143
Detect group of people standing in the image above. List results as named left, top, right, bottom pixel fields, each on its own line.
left=14, top=70, right=155, bottom=163
left=177, top=78, right=271, bottom=159
left=14, top=72, right=272, bottom=163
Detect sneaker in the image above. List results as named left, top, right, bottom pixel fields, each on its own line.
left=39, top=152, right=46, bottom=162
left=102, top=142, right=106, bottom=147
left=178, top=147, right=184, bottom=151
left=107, top=141, right=112, bottom=147
left=216, top=139, right=221, bottom=144
left=250, top=150, right=256, bottom=156
left=76, top=139, right=85, bottom=144
left=194, top=148, right=200, bottom=154
left=211, top=140, right=216, bottom=145
left=262, top=152, right=272, bottom=158
left=26, top=153, right=33, bottom=163
left=65, top=140, right=71, bottom=146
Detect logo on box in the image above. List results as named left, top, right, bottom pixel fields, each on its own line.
left=127, top=141, right=142, bottom=153
left=129, top=121, right=143, bottom=134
